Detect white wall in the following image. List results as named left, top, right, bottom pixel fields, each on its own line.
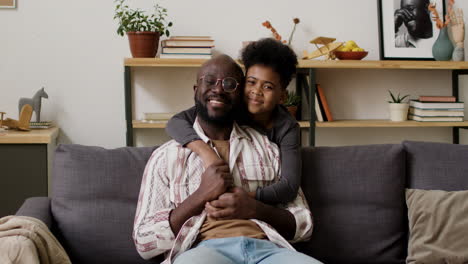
left=1, top=0, right=468, bottom=148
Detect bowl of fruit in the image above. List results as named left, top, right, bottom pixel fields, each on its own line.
left=334, top=40, right=368, bottom=60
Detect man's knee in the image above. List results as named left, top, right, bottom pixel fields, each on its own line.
left=174, top=246, right=234, bottom=264
left=264, top=249, right=323, bottom=264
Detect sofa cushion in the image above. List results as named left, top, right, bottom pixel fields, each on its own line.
left=51, top=144, right=159, bottom=264
left=403, top=141, right=468, bottom=190
left=406, top=188, right=468, bottom=263
left=298, top=144, right=407, bottom=264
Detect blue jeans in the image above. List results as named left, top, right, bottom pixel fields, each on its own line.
left=173, top=237, right=322, bottom=264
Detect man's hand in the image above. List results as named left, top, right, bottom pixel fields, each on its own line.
left=206, top=187, right=256, bottom=220
left=195, top=160, right=232, bottom=203
left=395, top=8, right=415, bottom=32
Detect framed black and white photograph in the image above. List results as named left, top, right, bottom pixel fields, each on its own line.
left=378, top=0, right=445, bottom=60
left=0, top=0, right=15, bottom=8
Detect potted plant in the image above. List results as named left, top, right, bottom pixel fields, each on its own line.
left=388, top=90, right=410, bottom=121
left=114, top=0, right=172, bottom=58
left=283, top=90, right=301, bottom=119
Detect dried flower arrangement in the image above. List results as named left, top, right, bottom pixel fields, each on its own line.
left=429, top=0, right=455, bottom=29
left=262, top=18, right=300, bottom=45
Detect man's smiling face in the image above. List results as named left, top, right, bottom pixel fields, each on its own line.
left=194, top=57, right=243, bottom=126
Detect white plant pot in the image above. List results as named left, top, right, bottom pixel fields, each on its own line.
left=389, top=103, right=409, bottom=121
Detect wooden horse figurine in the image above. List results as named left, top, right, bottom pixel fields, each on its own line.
left=19, top=87, right=48, bottom=122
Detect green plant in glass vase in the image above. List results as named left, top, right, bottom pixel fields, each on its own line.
left=114, top=0, right=172, bottom=58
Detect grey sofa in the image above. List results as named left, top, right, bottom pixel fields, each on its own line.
left=15, top=141, right=468, bottom=264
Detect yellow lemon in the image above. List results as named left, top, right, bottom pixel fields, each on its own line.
left=341, top=47, right=352, bottom=52
left=336, top=46, right=347, bottom=51
left=346, top=40, right=358, bottom=49
left=352, top=48, right=361, bottom=52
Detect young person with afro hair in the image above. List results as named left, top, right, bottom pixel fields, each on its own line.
left=166, top=38, right=301, bottom=205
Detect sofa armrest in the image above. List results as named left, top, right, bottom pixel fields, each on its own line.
left=15, top=197, right=52, bottom=229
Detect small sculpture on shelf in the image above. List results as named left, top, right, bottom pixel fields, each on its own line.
left=449, top=7, right=465, bottom=61
left=0, top=105, right=33, bottom=131
left=19, top=87, right=48, bottom=122
left=302, top=37, right=343, bottom=60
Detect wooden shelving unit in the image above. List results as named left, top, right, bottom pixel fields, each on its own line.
left=124, top=58, right=468, bottom=146
left=125, top=58, right=468, bottom=70
left=0, top=127, right=59, bottom=144
left=133, top=120, right=468, bottom=129
left=315, top=120, right=468, bottom=128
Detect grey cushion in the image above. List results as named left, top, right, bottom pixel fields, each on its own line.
left=298, top=144, right=406, bottom=264
left=403, top=141, right=468, bottom=191
left=51, top=144, right=159, bottom=264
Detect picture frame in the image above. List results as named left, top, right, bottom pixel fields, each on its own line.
left=378, top=0, right=446, bottom=60
left=0, top=0, right=15, bottom=8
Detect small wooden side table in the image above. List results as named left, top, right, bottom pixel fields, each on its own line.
left=0, top=127, right=59, bottom=217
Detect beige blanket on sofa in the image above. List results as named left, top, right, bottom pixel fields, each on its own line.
left=0, top=215, right=71, bottom=264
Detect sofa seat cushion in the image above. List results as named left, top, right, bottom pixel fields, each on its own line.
left=51, top=144, right=158, bottom=264
left=404, top=141, right=468, bottom=190
left=298, top=144, right=407, bottom=264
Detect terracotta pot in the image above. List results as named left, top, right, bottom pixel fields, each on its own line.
left=286, top=106, right=298, bottom=119
left=127, top=31, right=160, bottom=58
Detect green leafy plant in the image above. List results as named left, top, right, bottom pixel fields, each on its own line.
left=388, top=90, right=409, bottom=103
left=114, top=0, right=173, bottom=37
left=284, top=90, right=301, bottom=107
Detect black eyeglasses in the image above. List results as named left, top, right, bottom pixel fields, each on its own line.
left=199, top=75, right=239, bottom=93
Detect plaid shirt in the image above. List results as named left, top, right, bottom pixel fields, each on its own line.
left=133, top=119, right=313, bottom=263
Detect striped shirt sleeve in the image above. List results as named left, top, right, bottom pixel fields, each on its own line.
left=284, top=188, right=313, bottom=243
left=133, top=147, right=176, bottom=260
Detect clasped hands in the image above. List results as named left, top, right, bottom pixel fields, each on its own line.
left=197, top=160, right=257, bottom=220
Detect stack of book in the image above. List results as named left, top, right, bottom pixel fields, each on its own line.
left=29, top=121, right=53, bottom=129
left=142, top=112, right=175, bottom=123
left=160, top=36, right=214, bottom=59
left=408, top=96, right=465, bottom=122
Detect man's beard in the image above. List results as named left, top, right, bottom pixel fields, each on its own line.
left=195, top=97, right=236, bottom=127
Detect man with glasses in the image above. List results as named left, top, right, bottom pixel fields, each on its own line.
left=133, top=55, right=321, bottom=264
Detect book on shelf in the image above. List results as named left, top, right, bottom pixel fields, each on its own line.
left=409, top=100, right=465, bottom=110
left=408, top=114, right=464, bottom=122
left=161, top=47, right=212, bottom=55
left=418, top=95, right=456, bottom=102
left=29, top=121, right=53, bottom=129
left=159, top=53, right=212, bottom=59
left=143, top=112, right=175, bottom=121
left=162, top=36, right=214, bottom=48
left=315, top=94, right=324, bottom=122
left=169, top=36, right=212, bottom=39
left=409, top=107, right=464, bottom=117
left=316, top=84, right=333, bottom=121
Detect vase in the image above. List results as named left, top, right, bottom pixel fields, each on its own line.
left=286, top=106, right=298, bottom=119
left=127, top=32, right=160, bottom=58
left=389, top=103, right=409, bottom=121
left=432, top=27, right=454, bottom=61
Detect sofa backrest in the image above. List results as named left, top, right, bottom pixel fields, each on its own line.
left=51, top=144, right=160, bottom=264
left=403, top=141, right=468, bottom=190
left=298, top=144, right=407, bottom=264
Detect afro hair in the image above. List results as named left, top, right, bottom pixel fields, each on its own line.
left=241, top=38, right=298, bottom=89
